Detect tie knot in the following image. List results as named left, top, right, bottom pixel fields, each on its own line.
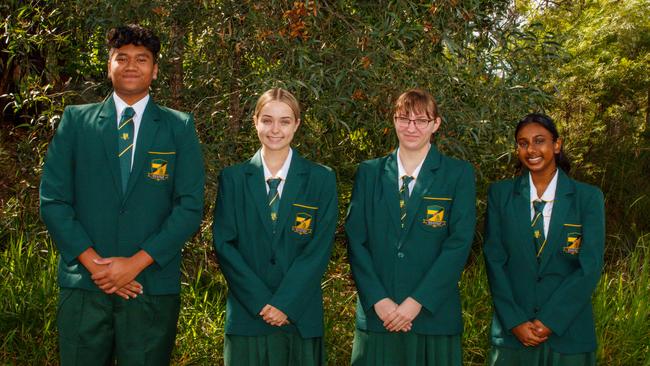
left=122, top=107, right=135, bottom=119
left=401, top=175, right=414, bottom=186
left=533, top=199, right=546, bottom=213
left=267, top=178, right=281, bottom=190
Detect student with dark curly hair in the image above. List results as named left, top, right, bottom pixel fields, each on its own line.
left=40, top=24, right=204, bottom=365
left=484, top=113, right=604, bottom=366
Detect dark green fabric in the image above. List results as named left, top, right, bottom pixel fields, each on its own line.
left=118, top=107, right=135, bottom=193
left=58, top=288, right=180, bottom=366
left=489, top=344, right=596, bottom=366
left=532, top=199, right=547, bottom=258
left=213, top=150, right=338, bottom=338
left=40, top=95, right=205, bottom=295
left=345, top=146, right=476, bottom=335
left=224, top=333, right=324, bottom=366
left=484, top=170, right=605, bottom=354
left=351, top=329, right=461, bottom=366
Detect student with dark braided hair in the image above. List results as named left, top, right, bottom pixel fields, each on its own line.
left=484, top=113, right=605, bottom=366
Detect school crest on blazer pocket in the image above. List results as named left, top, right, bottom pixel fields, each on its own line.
left=423, top=205, right=446, bottom=228
left=147, top=159, right=169, bottom=181
left=291, top=203, right=317, bottom=235
left=563, top=232, right=582, bottom=255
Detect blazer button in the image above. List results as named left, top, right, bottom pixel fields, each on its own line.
left=534, top=307, right=540, bottom=314
left=397, top=252, right=405, bottom=259
left=537, top=276, right=542, bottom=283
left=270, top=258, right=276, bottom=265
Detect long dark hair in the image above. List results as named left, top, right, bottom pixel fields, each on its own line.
left=515, top=113, right=571, bottom=174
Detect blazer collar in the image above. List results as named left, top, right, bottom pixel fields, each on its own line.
left=539, top=169, right=575, bottom=270
left=124, top=98, right=160, bottom=199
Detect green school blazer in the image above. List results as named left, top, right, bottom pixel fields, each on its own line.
left=40, top=96, right=205, bottom=295
left=213, top=150, right=337, bottom=338
left=483, top=170, right=605, bottom=354
left=346, top=146, right=476, bottom=334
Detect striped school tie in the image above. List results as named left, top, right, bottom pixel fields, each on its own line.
left=267, top=178, right=282, bottom=232
left=118, top=107, right=135, bottom=193
left=400, top=175, right=414, bottom=229
left=532, top=199, right=547, bottom=258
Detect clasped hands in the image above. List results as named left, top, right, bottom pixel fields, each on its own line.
left=259, top=304, right=290, bottom=327
left=512, top=319, right=552, bottom=347
left=79, top=248, right=152, bottom=300
left=374, top=297, right=422, bottom=332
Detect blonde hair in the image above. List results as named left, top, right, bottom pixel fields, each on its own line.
left=253, top=88, right=301, bottom=121
left=394, top=89, right=439, bottom=119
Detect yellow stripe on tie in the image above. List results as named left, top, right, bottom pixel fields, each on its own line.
left=118, top=144, right=133, bottom=157
left=423, top=197, right=452, bottom=201
left=531, top=213, right=542, bottom=227
left=269, top=193, right=279, bottom=206
left=292, top=203, right=318, bottom=210
left=118, top=117, right=133, bottom=130
left=148, top=151, right=176, bottom=155
left=536, top=239, right=548, bottom=258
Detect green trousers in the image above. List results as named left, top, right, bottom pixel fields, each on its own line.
left=351, top=329, right=462, bottom=366
left=57, top=288, right=180, bottom=366
left=489, top=344, right=596, bottom=366
left=224, top=332, right=324, bottom=366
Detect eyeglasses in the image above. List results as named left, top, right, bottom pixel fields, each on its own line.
left=394, top=116, right=432, bottom=129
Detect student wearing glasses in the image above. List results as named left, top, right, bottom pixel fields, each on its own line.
left=483, top=113, right=604, bottom=366
left=346, top=89, right=476, bottom=365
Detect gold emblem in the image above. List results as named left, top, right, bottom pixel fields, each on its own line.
left=292, top=212, right=313, bottom=235
left=121, top=133, right=129, bottom=140
left=423, top=205, right=446, bottom=228
left=147, top=159, right=169, bottom=181
left=534, top=230, right=541, bottom=239
left=563, top=232, right=582, bottom=255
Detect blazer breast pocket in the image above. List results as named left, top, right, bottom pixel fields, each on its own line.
left=561, top=223, right=583, bottom=257
left=144, top=151, right=176, bottom=185
left=289, top=203, right=318, bottom=241
left=418, top=196, right=452, bottom=233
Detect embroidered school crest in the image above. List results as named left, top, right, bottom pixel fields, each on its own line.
left=563, top=232, right=582, bottom=255
left=147, top=159, right=169, bottom=181
left=121, top=132, right=129, bottom=140
left=423, top=205, right=446, bottom=228
left=292, top=212, right=313, bottom=235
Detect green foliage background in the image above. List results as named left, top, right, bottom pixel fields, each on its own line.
left=0, top=0, right=648, bottom=364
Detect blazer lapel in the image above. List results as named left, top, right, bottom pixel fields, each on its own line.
left=403, top=146, right=441, bottom=235
left=275, top=152, right=308, bottom=237
left=98, top=96, right=123, bottom=196
left=246, top=150, right=274, bottom=238
left=125, top=99, right=159, bottom=200
left=381, top=151, right=401, bottom=234
left=539, top=170, right=574, bottom=271
left=513, top=173, right=540, bottom=270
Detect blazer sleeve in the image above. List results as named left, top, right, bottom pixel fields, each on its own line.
left=269, top=169, right=338, bottom=321
left=483, top=183, right=529, bottom=330
left=410, top=162, right=476, bottom=314
left=139, top=114, right=205, bottom=268
left=537, top=187, right=605, bottom=336
left=40, top=107, right=93, bottom=264
left=213, top=169, right=274, bottom=317
left=346, top=163, right=390, bottom=310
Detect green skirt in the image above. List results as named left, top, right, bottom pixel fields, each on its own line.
left=351, top=329, right=462, bottom=366
left=224, top=332, right=324, bottom=366
left=489, top=344, right=596, bottom=366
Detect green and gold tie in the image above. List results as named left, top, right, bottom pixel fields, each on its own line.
left=532, top=199, right=547, bottom=258
left=267, top=178, right=282, bottom=232
left=400, top=175, right=414, bottom=229
left=118, top=107, right=135, bottom=193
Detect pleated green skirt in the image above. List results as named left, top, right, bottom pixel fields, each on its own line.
left=224, top=332, right=324, bottom=366
left=489, top=344, right=596, bottom=366
left=351, top=329, right=462, bottom=366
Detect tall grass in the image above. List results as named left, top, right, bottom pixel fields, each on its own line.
left=1, top=231, right=648, bottom=365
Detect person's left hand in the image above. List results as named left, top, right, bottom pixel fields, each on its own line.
left=92, top=251, right=152, bottom=294
left=384, top=297, right=422, bottom=332
left=531, top=319, right=552, bottom=338
left=259, top=304, right=289, bottom=327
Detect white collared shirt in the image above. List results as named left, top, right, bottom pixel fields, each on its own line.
left=262, top=148, right=293, bottom=197
left=529, top=169, right=559, bottom=237
left=397, top=145, right=428, bottom=194
left=113, top=93, right=149, bottom=169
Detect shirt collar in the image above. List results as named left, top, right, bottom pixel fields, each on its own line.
left=397, top=145, right=428, bottom=182
left=529, top=169, right=559, bottom=202
left=113, top=93, right=149, bottom=121
left=262, top=148, right=293, bottom=182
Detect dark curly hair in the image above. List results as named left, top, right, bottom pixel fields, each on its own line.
left=106, top=24, right=161, bottom=62
left=515, top=113, right=572, bottom=174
